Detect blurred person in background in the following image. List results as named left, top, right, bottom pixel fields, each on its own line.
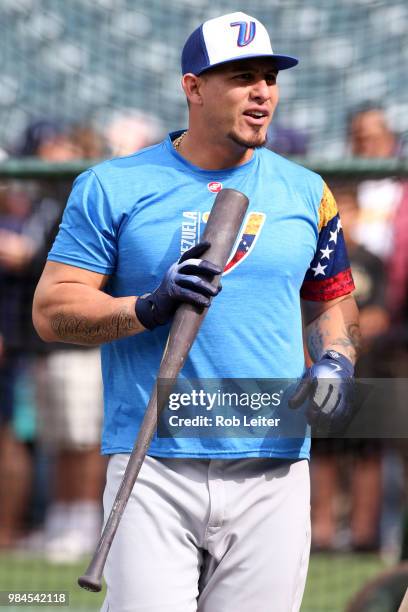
left=0, top=183, right=36, bottom=548
left=349, top=105, right=408, bottom=558
left=104, top=109, right=164, bottom=157
left=349, top=103, right=405, bottom=265
left=70, top=124, right=107, bottom=160
left=21, top=119, right=107, bottom=563
left=0, top=120, right=107, bottom=562
left=311, top=182, right=389, bottom=553
left=28, top=116, right=164, bottom=561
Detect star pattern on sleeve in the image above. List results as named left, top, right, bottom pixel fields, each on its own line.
left=320, top=246, right=333, bottom=260
left=302, top=183, right=355, bottom=301
left=329, top=230, right=338, bottom=244
left=311, top=262, right=327, bottom=276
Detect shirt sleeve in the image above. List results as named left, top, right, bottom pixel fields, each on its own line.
left=300, top=182, right=355, bottom=301
left=47, top=169, right=117, bottom=274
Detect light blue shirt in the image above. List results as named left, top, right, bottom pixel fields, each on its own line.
left=48, top=133, right=326, bottom=459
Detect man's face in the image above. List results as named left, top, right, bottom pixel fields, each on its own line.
left=196, top=58, right=279, bottom=149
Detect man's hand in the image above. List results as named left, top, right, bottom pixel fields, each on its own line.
left=135, top=241, right=222, bottom=330
left=289, top=350, right=356, bottom=434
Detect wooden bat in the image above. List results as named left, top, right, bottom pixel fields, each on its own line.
left=78, top=188, right=249, bottom=592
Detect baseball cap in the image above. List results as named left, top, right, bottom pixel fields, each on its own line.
left=181, top=12, right=298, bottom=76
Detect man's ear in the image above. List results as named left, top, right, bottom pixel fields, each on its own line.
left=181, top=73, right=205, bottom=106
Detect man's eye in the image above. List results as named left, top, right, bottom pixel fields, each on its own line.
left=235, top=73, right=252, bottom=80
left=266, top=75, right=277, bottom=85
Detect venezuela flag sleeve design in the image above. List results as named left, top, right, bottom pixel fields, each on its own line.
left=300, top=183, right=355, bottom=301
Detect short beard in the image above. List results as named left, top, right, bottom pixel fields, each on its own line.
left=227, top=129, right=267, bottom=150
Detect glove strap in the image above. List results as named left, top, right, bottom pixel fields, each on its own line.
left=321, top=350, right=354, bottom=377
left=135, top=295, right=158, bottom=331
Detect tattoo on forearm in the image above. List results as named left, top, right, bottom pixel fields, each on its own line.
left=306, top=312, right=330, bottom=362
left=307, top=319, right=331, bottom=362
left=306, top=306, right=361, bottom=363
left=307, top=326, right=324, bottom=362
left=51, top=309, right=138, bottom=345
left=330, top=323, right=362, bottom=361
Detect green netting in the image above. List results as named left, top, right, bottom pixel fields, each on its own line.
left=1, top=0, right=407, bottom=156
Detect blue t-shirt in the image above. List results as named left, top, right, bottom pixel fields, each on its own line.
left=48, top=132, right=354, bottom=459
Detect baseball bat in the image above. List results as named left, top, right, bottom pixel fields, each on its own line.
left=78, top=188, right=249, bottom=592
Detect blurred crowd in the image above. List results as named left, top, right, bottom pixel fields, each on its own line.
left=0, top=112, right=164, bottom=562
left=0, top=106, right=407, bottom=563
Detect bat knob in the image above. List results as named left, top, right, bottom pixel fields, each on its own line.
left=78, top=574, right=102, bottom=592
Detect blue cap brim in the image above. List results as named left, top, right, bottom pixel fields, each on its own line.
left=195, top=53, right=298, bottom=75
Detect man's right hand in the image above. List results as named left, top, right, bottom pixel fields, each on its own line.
left=135, top=241, right=222, bottom=330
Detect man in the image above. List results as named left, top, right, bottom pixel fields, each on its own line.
left=348, top=104, right=405, bottom=263
left=7, top=120, right=106, bottom=562
left=349, top=104, right=408, bottom=558
left=33, top=12, right=360, bottom=612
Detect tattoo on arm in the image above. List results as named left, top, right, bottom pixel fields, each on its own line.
left=306, top=308, right=361, bottom=363
left=307, top=313, right=331, bottom=362
left=51, top=309, right=139, bottom=345
left=307, top=326, right=324, bottom=362
left=330, top=322, right=362, bottom=362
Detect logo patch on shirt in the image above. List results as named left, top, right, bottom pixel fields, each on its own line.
left=207, top=181, right=223, bottom=193
left=223, top=212, right=266, bottom=275
left=180, top=211, right=266, bottom=274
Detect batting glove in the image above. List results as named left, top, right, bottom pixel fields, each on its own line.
left=289, top=350, right=356, bottom=434
left=135, top=241, right=222, bottom=330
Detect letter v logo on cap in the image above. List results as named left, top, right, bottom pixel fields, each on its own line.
left=230, top=21, right=256, bottom=47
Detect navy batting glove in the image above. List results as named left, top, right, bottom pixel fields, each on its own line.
left=289, top=350, right=356, bottom=434
left=135, top=241, right=222, bottom=331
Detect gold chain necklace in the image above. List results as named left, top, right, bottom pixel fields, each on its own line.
left=173, top=131, right=187, bottom=151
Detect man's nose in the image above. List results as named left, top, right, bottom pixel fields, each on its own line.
left=250, top=79, right=271, bottom=102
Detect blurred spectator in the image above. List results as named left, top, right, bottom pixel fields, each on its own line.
left=347, top=103, right=408, bottom=371
left=0, top=119, right=106, bottom=561
left=104, top=109, right=164, bottom=157
left=348, top=104, right=408, bottom=376
left=13, top=120, right=80, bottom=161
left=0, top=184, right=35, bottom=548
left=27, top=120, right=106, bottom=562
left=349, top=109, right=402, bottom=262
left=348, top=104, right=401, bottom=159
left=311, top=183, right=388, bottom=553
left=71, top=124, right=107, bottom=160
left=350, top=106, right=408, bottom=560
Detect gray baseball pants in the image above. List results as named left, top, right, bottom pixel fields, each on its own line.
left=101, top=454, right=310, bottom=612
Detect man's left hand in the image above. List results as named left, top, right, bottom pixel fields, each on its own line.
left=289, top=350, right=356, bottom=434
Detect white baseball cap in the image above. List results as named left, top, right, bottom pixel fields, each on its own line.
left=181, top=12, right=298, bottom=75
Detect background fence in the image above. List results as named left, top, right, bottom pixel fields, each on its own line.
left=0, top=0, right=408, bottom=157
